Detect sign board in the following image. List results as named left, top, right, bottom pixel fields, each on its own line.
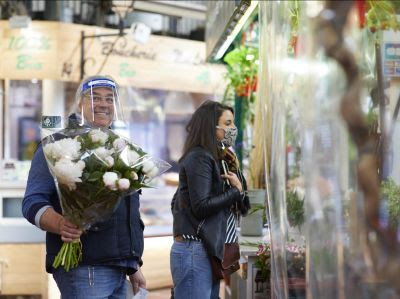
left=0, top=21, right=227, bottom=94
left=383, top=42, right=400, bottom=77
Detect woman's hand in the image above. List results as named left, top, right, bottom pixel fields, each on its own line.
left=221, top=171, right=243, bottom=193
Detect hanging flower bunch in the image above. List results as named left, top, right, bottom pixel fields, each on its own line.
left=364, top=0, right=400, bottom=33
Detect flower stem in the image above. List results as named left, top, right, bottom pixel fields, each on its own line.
left=52, top=239, right=83, bottom=272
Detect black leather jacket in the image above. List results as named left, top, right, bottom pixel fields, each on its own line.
left=171, top=147, right=241, bottom=261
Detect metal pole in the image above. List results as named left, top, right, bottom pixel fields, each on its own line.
left=375, top=42, right=389, bottom=180
left=118, top=16, right=124, bottom=36
left=80, top=31, right=85, bottom=80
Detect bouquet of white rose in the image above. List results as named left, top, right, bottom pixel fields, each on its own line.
left=42, top=126, right=170, bottom=271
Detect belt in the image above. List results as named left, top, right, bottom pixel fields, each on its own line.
left=174, top=235, right=184, bottom=242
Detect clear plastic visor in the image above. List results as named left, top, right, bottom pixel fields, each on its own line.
left=72, top=79, right=125, bottom=129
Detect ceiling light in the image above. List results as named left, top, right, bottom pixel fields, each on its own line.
left=213, top=0, right=258, bottom=60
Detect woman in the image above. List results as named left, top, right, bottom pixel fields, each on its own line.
left=170, top=100, right=250, bottom=299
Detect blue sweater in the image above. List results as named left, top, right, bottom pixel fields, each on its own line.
left=22, top=143, right=144, bottom=274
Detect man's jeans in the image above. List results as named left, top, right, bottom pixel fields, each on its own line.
left=170, top=240, right=220, bottom=299
left=53, top=265, right=127, bottom=298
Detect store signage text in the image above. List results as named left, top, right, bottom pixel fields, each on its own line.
left=102, top=40, right=156, bottom=60
left=101, top=39, right=204, bottom=65
left=8, top=35, right=51, bottom=51
left=119, top=63, right=136, bottom=78
left=16, top=54, right=42, bottom=70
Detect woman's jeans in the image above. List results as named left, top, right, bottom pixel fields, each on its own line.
left=170, top=240, right=220, bottom=299
left=53, top=265, right=127, bottom=299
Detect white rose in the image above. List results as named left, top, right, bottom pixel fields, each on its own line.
left=130, top=171, right=139, bottom=180
left=113, top=138, right=126, bottom=152
left=118, top=178, right=130, bottom=190
left=293, top=187, right=305, bottom=200
left=142, top=160, right=155, bottom=173
left=94, top=147, right=114, bottom=160
left=147, top=166, right=159, bottom=178
left=105, top=156, right=114, bottom=167
left=89, top=129, right=109, bottom=144
left=52, top=159, right=85, bottom=191
left=44, top=138, right=81, bottom=161
left=103, top=172, right=118, bottom=190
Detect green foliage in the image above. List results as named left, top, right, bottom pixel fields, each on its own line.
left=248, top=203, right=267, bottom=224
left=248, top=203, right=265, bottom=215
left=366, top=0, right=400, bottom=32
left=254, top=244, right=271, bottom=282
left=288, top=0, right=300, bottom=54
left=366, top=107, right=378, bottom=133
left=223, top=46, right=258, bottom=126
left=381, top=178, right=400, bottom=227
left=286, top=189, right=305, bottom=228
left=224, top=46, right=259, bottom=90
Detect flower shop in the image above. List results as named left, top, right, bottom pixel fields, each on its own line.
left=208, top=0, right=400, bottom=298
left=0, top=20, right=225, bottom=296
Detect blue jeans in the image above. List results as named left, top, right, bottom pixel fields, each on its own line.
left=170, top=240, right=220, bottom=299
left=53, top=265, right=127, bottom=298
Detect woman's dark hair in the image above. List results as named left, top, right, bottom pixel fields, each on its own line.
left=180, top=100, right=234, bottom=161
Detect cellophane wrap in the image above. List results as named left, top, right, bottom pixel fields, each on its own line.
left=41, top=125, right=171, bottom=230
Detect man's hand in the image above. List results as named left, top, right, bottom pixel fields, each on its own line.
left=39, top=208, right=82, bottom=242
left=129, top=268, right=146, bottom=295
left=58, top=217, right=82, bottom=242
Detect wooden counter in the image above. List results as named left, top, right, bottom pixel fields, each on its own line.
left=0, top=244, right=47, bottom=297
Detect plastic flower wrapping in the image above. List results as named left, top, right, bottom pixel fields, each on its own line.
left=41, top=123, right=171, bottom=271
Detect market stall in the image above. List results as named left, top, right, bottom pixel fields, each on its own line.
left=0, top=20, right=226, bottom=296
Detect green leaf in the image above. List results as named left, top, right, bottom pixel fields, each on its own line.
left=87, top=171, right=103, bottom=182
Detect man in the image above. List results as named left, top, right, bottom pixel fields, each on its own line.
left=22, top=76, right=146, bottom=298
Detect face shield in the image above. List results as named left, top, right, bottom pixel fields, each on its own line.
left=70, top=76, right=125, bottom=129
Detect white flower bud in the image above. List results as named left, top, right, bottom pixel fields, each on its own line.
left=113, top=138, right=126, bottom=152
left=118, top=178, right=130, bottom=190
left=103, top=172, right=118, bottom=190
left=105, top=156, right=114, bottom=167
left=94, top=147, right=113, bottom=160
left=142, top=160, right=156, bottom=174
left=89, top=129, right=109, bottom=144
left=147, top=166, right=159, bottom=178
left=131, top=171, right=139, bottom=181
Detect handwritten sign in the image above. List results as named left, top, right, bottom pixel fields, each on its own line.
left=0, top=21, right=227, bottom=94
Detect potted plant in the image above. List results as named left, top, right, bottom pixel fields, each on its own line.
left=240, top=190, right=266, bottom=236
left=253, top=242, right=306, bottom=298
left=254, top=243, right=271, bottom=296
left=286, top=177, right=306, bottom=243
left=286, top=243, right=306, bottom=298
